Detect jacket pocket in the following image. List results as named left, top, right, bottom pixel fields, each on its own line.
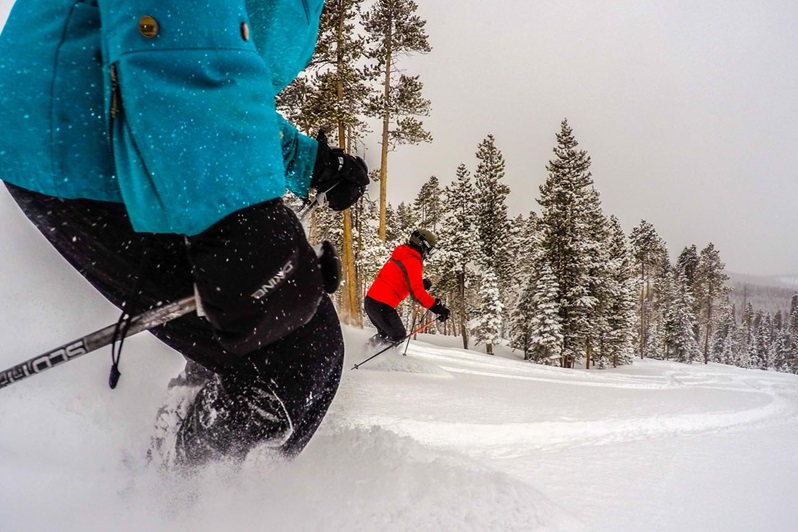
left=51, top=1, right=116, bottom=198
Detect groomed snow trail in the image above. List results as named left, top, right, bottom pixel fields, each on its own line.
left=339, top=328, right=798, bottom=531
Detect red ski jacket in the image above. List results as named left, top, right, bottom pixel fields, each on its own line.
left=367, top=244, right=435, bottom=309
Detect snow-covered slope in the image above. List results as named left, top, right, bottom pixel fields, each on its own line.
left=3, top=191, right=798, bottom=531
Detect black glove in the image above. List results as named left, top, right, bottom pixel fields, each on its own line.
left=423, top=278, right=432, bottom=291
left=311, top=130, right=369, bottom=211
left=429, top=299, right=450, bottom=322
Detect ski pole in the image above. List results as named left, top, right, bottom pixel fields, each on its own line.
left=0, top=296, right=197, bottom=390
left=402, top=306, right=419, bottom=357
left=403, top=306, right=430, bottom=357
left=0, top=201, right=324, bottom=391
left=351, top=317, right=439, bottom=370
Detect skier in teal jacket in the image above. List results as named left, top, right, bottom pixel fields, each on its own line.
left=0, top=0, right=368, bottom=466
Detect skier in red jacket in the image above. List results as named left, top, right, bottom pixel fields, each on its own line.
left=365, top=229, right=450, bottom=345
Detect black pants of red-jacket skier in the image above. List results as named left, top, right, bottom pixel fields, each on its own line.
left=364, top=295, right=406, bottom=342
left=5, top=183, right=343, bottom=463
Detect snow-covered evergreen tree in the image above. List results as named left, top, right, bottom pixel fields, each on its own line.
left=413, top=175, right=443, bottom=232
left=601, top=215, right=638, bottom=367
left=663, top=269, right=701, bottom=363
left=768, top=308, right=796, bottom=374
left=471, top=269, right=503, bottom=355
left=581, top=187, right=611, bottom=369
left=502, top=213, right=529, bottom=319
left=387, top=201, right=418, bottom=248
left=435, top=164, right=481, bottom=347
left=473, top=134, right=511, bottom=293
left=675, top=244, right=701, bottom=341
left=355, top=196, right=390, bottom=314
left=695, top=243, right=730, bottom=363
left=786, top=296, right=798, bottom=374
left=750, top=311, right=771, bottom=370
left=710, top=305, right=736, bottom=365
left=536, top=119, right=596, bottom=368
left=511, top=261, right=563, bottom=363
left=629, top=220, right=669, bottom=359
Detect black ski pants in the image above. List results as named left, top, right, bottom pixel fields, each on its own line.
left=5, top=184, right=343, bottom=460
left=364, top=296, right=406, bottom=342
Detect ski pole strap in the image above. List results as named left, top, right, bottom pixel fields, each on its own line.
left=297, top=197, right=321, bottom=224
left=0, top=296, right=197, bottom=391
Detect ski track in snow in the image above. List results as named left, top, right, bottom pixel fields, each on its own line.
left=342, top=332, right=798, bottom=462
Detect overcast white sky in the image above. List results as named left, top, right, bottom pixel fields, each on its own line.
left=2, top=1, right=796, bottom=276
left=369, top=0, right=798, bottom=277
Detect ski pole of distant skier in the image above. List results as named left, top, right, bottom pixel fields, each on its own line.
left=402, top=307, right=419, bottom=357
left=351, top=317, right=439, bottom=370
left=0, top=200, right=323, bottom=391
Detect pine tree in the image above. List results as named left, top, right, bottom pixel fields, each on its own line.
left=786, top=296, right=798, bottom=373
left=771, top=327, right=791, bottom=373
left=362, top=0, right=432, bottom=242
left=629, top=220, right=668, bottom=358
left=663, top=269, right=701, bottom=363
left=436, top=164, right=480, bottom=348
left=510, top=277, right=535, bottom=359
left=474, top=134, right=511, bottom=288
left=388, top=201, right=417, bottom=248
left=676, top=244, right=701, bottom=341
left=277, top=0, right=372, bottom=324
left=710, top=305, right=736, bottom=364
left=749, top=311, right=767, bottom=369
left=472, top=269, right=503, bottom=355
left=536, top=120, right=596, bottom=368
left=647, top=253, right=673, bottom=360
left=309, top=204, right=345, bottom=309
left=695, top=243, right=730, bottom=363
left=413, top=175, right=443, bottom=231
left=581, top=187, right=611, bottom=369
left=353, top=195, right=389, bottom=316
left=527, top=263, right=563, bottom=364
left=506, top=214, right=534, bottom=283
left=602, top=215, right=638, bottom=367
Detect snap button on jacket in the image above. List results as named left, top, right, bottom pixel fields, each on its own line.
left=137, top=16, right=158, bottom=38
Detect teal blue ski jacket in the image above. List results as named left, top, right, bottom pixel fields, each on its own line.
left=0, top=0, right=322, bottom=235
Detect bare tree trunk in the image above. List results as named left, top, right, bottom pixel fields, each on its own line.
left=586, top=336, right=591, bottom=369
left=703, top=287, right=713, bottom=364
left=458, top=270, right=469, bottom=349
left=639, top=263, right=647, bottom=359
left=377, top=24, right=393, bottom=242
left=335, top=9, right=359, bottom=325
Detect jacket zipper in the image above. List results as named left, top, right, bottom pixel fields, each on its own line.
left=110, top=64, right=120, bottom=121
left=108, top=64, right=121, bottom=168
